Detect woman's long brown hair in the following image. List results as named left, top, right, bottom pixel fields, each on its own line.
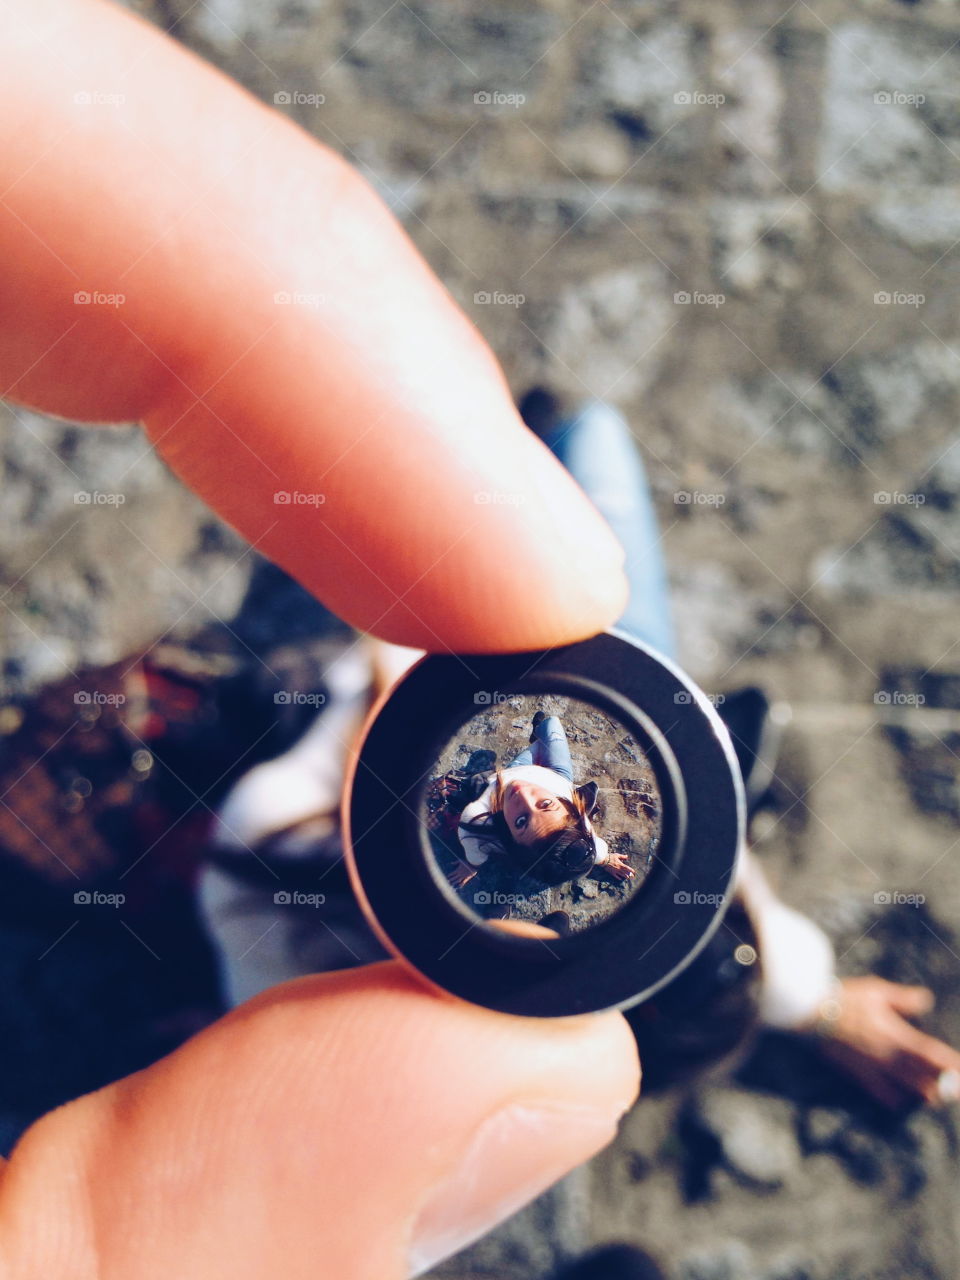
left=476, top=768, right=594, bottom=849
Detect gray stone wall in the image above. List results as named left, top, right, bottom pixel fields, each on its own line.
left=4, top=1, right=960, bottom=1276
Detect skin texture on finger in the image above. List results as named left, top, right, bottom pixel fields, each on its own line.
left=0, top=963, right=639, bottom=1280
left=884, top=983, right=934, bottom=1017
left=0, top=0, right=628, bottom=653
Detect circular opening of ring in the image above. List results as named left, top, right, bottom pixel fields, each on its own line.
left=420, top=691, right=664, bottom=938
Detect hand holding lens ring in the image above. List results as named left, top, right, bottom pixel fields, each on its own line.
left=344, top=628, right=745, bottom=1018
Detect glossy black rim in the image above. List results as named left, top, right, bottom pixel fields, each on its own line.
left=344, top=628, right=745, bottom=1017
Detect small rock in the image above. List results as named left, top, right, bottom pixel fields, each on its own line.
left=618, top=777, right=658, bottom=819
left=800, top=1105, right=848, bottom=1154
left=836, top=1128, right=886, bottom=1186
left=575, top=877, right=601, bottom=900
left=680, top=1241, right=755, bottom=1280
left=693, top=1087, right=801, bottom=1190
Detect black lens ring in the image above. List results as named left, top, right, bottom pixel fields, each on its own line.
left=344, top=628, right=745, bottom=1017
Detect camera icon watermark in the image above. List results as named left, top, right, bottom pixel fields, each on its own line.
left=674, top=490, right=725, bottom=506
left=674, top=689, right=724, bottom=706
left=74, top=490, right=126, bottom=506
left=273, top=889, right=326, bottom=907
left=74, top=889, right=125, bottom=906
left=73, top=90, right=125, bottom=108
left=273, top=290, right=326, bottom=308
left=273, top=490, right=326, bottom=506
left=74, top=690, right=126, bottom=706
left=873, top=290, right=924, bottom=307
left=673, top=290, right=725, bottom=307
left=674, top=90, right=725, bottom=107
left=873, top=491, right=925, bottom=506
left=473, top=290, right=525, bottom=307
left=473, top=690, right=509, bottom=705
left=274, top=90, right=325, bottom=107
left=873, top=90, right=925, bottom=107
left=74, top=290, right=125, bottom=308
left=473, top=90, right=526, bottom=108
left=474, top=490, right=525, bottom=506
left=873, top=890, right=925, bottom=906
left=874, top=690, right=926, bottom=707
left=273, top=690, right=327, bottom=707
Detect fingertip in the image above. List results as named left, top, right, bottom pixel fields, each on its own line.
left=400, top=991, right=640, bottom=1275
left=897, top=984, right=936, bottom=1015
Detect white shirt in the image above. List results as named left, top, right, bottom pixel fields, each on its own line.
left=736, top=846, right=837, bottom=1029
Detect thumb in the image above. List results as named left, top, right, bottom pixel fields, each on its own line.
left=0, top=962, right=639, bottom=1280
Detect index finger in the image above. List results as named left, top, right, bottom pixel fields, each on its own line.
left=0, top=0, right=627, bottom=653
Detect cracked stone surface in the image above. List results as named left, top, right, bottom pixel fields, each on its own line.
left=6, top=1, right=960, bottom=1277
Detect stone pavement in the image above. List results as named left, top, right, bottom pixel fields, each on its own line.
left=3, top=1, right=960, bottom=1276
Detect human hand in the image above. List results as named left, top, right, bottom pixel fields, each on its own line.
left=448, top=862, right=478, bottom=889
left=810, top=976, right=960, bottom=1110
left=0, top=2, right=637, bottom=1275
left=604, top=851, right=636, bottom=881
left=2, top=965, right=637, bottom=1278
left=0, top=0, right=626, bottom=657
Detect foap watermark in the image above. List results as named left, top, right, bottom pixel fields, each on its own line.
left=74, top=690, right=126, bottom=707
left=674, top=890, right=726, bottom=905
left=674, top=690, right=726, bottom=706
left=274, top=690, right=327, bottom=707
left=274, top=290, right=327, bottom=308
left=873, top=90, right=925, bottom=107
left=874, top=290, right=924, bottom=307
left=474, top=290, right=525, bottom=307
left=274, top=90, right=326, bottom=107
left=73, top=90, right=125, bottom=108
left=74, top=290, right=125, bottom=307
left=474, top=490, right=525, bottom=506
left=874, top=490, right=925, bottom=506
left=74, top=890, right=125, bottom=907
left=473, top=90, right=526, bottom=108
left=474, top=891, right=526, bottom=906
left=474, top=690, right=510, bottom=705
left=274, top=890, right=327, bottom=907
left=274, top=490, right=326, bottom=506
left=874, top=690, right=926, bottom=707
left=674, top=490, right=725, bottom=507
left=674, top=90, right=726, bottom=108
left=874, top=890, right=925, bottom=906
left=74, top=490, right=125, bottom=506
left=674, top=290, right=725, bottom=307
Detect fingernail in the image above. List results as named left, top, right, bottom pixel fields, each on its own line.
left=408, top=1103, right=619, bottom=1277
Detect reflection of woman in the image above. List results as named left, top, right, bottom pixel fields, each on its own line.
left=450, top=712, right=635, bottom=889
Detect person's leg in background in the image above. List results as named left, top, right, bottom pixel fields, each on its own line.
left=505, top=715, right=574, bottom=782
left=521, top=393, right=677, bottom=663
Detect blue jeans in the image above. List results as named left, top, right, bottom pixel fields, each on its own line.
left=505, top=715, right=573, bottom=781
left=540, top=401, right=676, bottom=661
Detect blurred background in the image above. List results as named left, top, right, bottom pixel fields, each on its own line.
left=3, top=1, right=960, bottom=1277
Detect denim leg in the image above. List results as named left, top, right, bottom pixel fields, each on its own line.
left=540, top=401, right=677, bottom=661
left=506, top=715, right=574, bottom=782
